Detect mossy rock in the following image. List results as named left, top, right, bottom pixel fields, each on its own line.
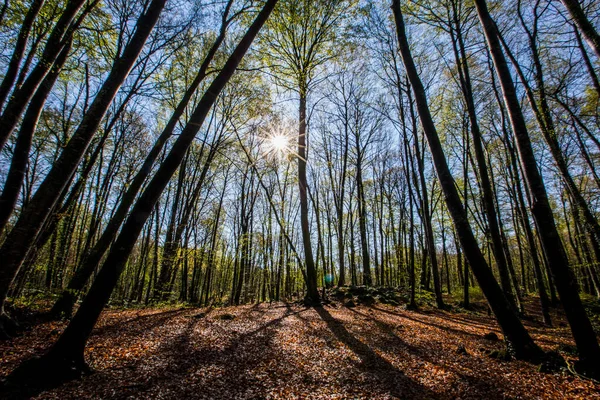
left=332, top=290, right=346, bottom=300
left=357, top=294, right=375, bottom=305
left=380, top=297, right=399, bottom=306
left=350, top=286, right=368, bottom=295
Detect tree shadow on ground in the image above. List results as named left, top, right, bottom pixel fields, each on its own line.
left=349, top=307, right=512, bottom=399
left=92, top=308, right=192, bottom=336
left=9, top=305, right=308, bottom=399
left=370, top=305, right=495, bottom=341
left=106, top=304, right=308, bottom=398
left=313, top=305, right=439, bottom=399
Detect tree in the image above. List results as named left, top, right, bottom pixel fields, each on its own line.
left=0, top=0, right=167, bottom=337
left=559, top=0, right=600, bottom=59
left=392, top=0, right=544, bottom=362
left=7, top=0, right=277, bottom=384
left=259, top=0, right=349, bottom=303
left=473, top=0, right=600, bottom=376
left=0, top=0, right=90, bottom=150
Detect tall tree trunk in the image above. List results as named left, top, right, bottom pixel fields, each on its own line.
left=392, top=0, right=543, bottom=361
left=474, top=0, right=600, bottom=373
left=0, top=0, right=167, bottom=335
left=0, top=38, right=72, bottom=234
left=560, top=0, right=600, bottom=59
left=298, top=88, right=320, bottom=303
left=0, top=0, right=89, bottom=150
left=0, top=0, right=45, bottom=111
left=356, top=153, right=371, bottom=286
left=12, top=0, right=277, bottom=380
left=48, top=3, right=233, bottom=318
left=510, top=2, right=600, bottom=272
left=449, top=2, right=515, bottom=310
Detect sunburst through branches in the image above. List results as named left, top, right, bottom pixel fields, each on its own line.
left=259, top=122, right=299, bottom=162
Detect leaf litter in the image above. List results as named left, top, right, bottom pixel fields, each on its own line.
left=0, top=300, right=598, bottom=399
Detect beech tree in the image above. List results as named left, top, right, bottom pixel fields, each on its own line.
left=10, top=0, right=278, bottom=382
left=474, top=0, right=600, bottom=376
left=258, top=0, right=350, bottom=303
left=1, top=0, right=599, bottom=384
left=392, top=0, right=544, bottom=362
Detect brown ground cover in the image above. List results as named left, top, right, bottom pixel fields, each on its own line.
left=1, top=300, right=599, bottom=399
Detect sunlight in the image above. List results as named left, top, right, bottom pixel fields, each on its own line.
left=270, top=134, right=289, bottom=153
left=260, top=125, right=297, bottom=161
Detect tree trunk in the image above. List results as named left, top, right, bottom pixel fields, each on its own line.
left=0, top=0, right=167, bottom=334
left=12, top=0, right=277, bottom=380
left=560, top=0, right=600, bottom=59
left=48, top=5, right=232, bottom=318
left=0, top=0, right=89, bottom=150
left=0, top=0, right=45, bottom=111
left=474, top=0, right=600, bottom=373
left=393, top=0, right=543, bottom=361
left=0, top=38, right=72, bottom=234
left=298, top=88, right=320, bottom=303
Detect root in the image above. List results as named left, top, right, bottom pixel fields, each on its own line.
left=568, top=359, right=600, bottom=383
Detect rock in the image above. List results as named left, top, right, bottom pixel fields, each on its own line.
left=357, top=294, right=375, bottom=305
left=350, top=286, right=368, bottom=295
left=486, top=349, right=511, bottom=361
left=345, top=300, right=356, bottom=308
left=483, top=332, right=499, bottom=341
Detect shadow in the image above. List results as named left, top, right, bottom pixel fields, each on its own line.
left=92, top=308, right=192, bottom=336
left=313, top=306, right=439, bottom=399
left=112, top=304, right=307, bottom=398
left=22, top=305, right=309, bottom=399
left=348, top=307, right=513, bottom=399
left=370, top=305, right=495, bottom=341
left=345, top=306, right=423, bottom=356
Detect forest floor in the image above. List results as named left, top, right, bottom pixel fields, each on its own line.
left=1, top=295, right=599, bottom=399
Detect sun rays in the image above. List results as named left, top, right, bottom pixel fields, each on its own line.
left=258, top=122, right=303, bottom=162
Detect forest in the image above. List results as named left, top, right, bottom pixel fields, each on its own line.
left=0, top=0, right=600, bottom=398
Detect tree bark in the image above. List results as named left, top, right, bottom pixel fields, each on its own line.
left=0, top=0, right=167, bottom=331
left=474, top=0, right=600, bottom=373
left=392, top=0, right=543, bottom=361
left=560, top=0, right=600, bottom=59
left=0, top=0, right=89, bottom=150
left=16, top=0, right=277, bottom=379
left=298, top=88, right=320, bottom=303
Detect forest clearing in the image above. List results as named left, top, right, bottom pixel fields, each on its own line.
left=2, top=0, right=600, bottom=397
left=1, top=295, right=599, bottom=399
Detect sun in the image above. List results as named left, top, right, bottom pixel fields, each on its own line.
left=261, top=127, right=295, bottom=161
left=270, top=134, right=289, bottom=152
